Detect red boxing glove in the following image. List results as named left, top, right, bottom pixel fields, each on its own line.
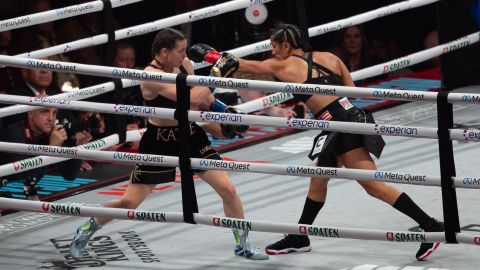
left=188, top=43, right=222, bottom=63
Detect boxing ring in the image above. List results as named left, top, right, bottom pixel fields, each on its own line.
left=0, top=0, right=479, bottom=269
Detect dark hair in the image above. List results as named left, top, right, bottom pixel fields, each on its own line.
left=151, top=28, right=186, bottom=58
left=270, top=23, right=311, bottom=51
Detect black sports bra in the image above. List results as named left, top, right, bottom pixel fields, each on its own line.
left=274, top=52, right=342, bottom=103
left=144, top=60, right=189, bottom=109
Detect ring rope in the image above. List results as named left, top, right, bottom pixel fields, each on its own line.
left=1, top=140, right=479, bottom=190
left=4, top=197, right=480, bottom=246
left=3, top=54, right=480, bottom=106
left=194, top=0, right=439, bottom=69
left=12, top=0, right=273, bottom=60
left=0, top=93, right=458, bottom=141
left=0, top=129, right=144, bottom=178
left=0, top=0, right=142, bottom=32
left=0, top=89, right=479, bottom=143
left=0, top=79, right=137, bottom=118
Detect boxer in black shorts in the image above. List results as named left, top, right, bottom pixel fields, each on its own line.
left=69, top=28, right=268, bottom=260
left=190, top=23, right=444, bottom=261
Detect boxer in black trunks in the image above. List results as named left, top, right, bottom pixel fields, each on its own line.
left=69, top=28, right=268, bottom=260
left=189, top=23, right=443, bottom=261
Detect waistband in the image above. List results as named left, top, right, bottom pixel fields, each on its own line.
left=314, top=97, right=354, bottom=120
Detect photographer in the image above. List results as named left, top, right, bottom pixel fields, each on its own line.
left=0, top=99, right=84, bottom=200
left=56, top=110, right=102, bottom=171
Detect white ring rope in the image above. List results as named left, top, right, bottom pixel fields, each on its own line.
left=351, top=33, right=480, bottom=81
left=0, top=0, right=142, bottom=32
left=0, top=56, right=451, bottom=103
left=12, top=0, right=273, bottom=60
left=4, top=55, right=480, bottom=105
left=193, top=0, right=440, bottom=69
left=1, top=140, right=479, bottom=190
left=0, top=129, right=144, bottom=178
left=0, top=79, right=138, bottom=118
left=0, top=90, right=479, bottom=143
left=0, top=197, right=457, bottom=244
left=0, top=93, right=459, bottom=141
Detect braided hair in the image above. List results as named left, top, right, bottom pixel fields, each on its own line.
left=270, top=23, right=311, bottom=51
left=151, top=28, right=186, bottom=58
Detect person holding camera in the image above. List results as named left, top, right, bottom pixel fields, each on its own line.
left=0, top=95, right=85, bottom=200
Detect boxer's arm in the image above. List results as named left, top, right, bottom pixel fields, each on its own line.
left=182, top=58, right=215, bottom=108
left=337, top=57, right=355, bottom=87
left=237, top=58, right=283, bottom=76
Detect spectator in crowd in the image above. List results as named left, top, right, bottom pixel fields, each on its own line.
left=423, top=30, right=441, bottom=69
left=331, top=25, right=374, bottom=72
left=11, top=0, right=80, bottom=92
left=0, top=95, right=87, bottom=200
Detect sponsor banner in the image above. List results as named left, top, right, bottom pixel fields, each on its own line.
left=26, top=59, right=77, bottom=72
left=12, top=156, right=43, bottom=172
left=81, top=139, right=107, bottom=150
left=198, top=77, right=249, bottom=89
left=284, top=84, right=337, bottom=96
left=463, top=130, right=480, bottom=141
left=462, top=178, right=480, bottom=186
left=212, top=217, right=253, bottom=231
left=315, top=22, right=353, bottom=36
left=262, top=93, right=293, bottom=108
left=198, top=159, right=251, bottom=172
left=287, top=118, right=330, bottom=129
left=383, top=58, right=411, bottom=73
left=41, top=202, right=81, bottom=216
left=189, top=7, right=220, bottom=22
left=374, top=172, right=426, bottom=183
left=0, top=16, right=32, bottom=29
left=372, top=90, right=425, bottom=101
left=286, top=165, right=338, bottom=177
left=126, top=210, right=167, bottom=222
left=56, top=3, right=95, bottom=17
left=254, top=41, right=272, bottom=53
left=199, top=111, right=244, bottom=124
left=386, top=232, right=426, bottom=242
left=27, top=145, right=78, bottom=156
left=112, top=152, right=165, bottom=164
left=111, top=68, right=163, bottom=81
left=66, top=85, right=107, bottom=99
left=299, top=225, right=340, bottom=238
left=374, top=124, right=419, bottom=136
left=113, top=104, right=157, bottom=116
left=460, top=94, right=480, bottom=103
left=28, top=97, right=71, bottom=106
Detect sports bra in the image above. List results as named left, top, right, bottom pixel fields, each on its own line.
left=143, top=59, right=189, bottom=109
left=275, top=52, right=343, bottom=103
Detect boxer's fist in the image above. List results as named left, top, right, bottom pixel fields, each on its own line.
left=188, top=43, right=221, bottom=63
left=220, top=106, right=249, bottom=138
left=211, top=52, right=239, bottom=78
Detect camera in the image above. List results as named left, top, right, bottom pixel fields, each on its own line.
left=58, top=114, right=101, bottom=145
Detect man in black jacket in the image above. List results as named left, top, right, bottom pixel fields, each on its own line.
left=0, top=105, right=86, bottom=200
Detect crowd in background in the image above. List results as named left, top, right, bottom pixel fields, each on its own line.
left=0, top=0, right=439, bottom=200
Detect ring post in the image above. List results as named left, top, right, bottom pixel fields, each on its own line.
left=436, top=90, right=460, bottom=243
left=175, top=73, right=198, bottom=224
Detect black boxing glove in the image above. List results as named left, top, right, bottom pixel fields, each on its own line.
left=220, top=106, right=249, bottom=138
left=211, top=52, right=239, bottom=78
left=188, top=43, right=222, bottom=63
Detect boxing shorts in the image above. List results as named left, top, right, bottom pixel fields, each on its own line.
left=131, top=121, right=221, bottom=184
left=308, top=97, right=385, bottom=167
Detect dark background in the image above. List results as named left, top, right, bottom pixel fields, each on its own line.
left=1, top=0, right=479, bottom=86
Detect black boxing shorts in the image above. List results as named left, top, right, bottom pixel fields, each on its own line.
left=308, top=97, right=385, bottom=167
left=131, top=121, right=221, bottom=184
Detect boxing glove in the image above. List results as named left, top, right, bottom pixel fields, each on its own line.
left=188, top=43, right=222, bottom=63
left=220, top=106, right=249, bottom=138
left=211, top=52, right=239, bottom=78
